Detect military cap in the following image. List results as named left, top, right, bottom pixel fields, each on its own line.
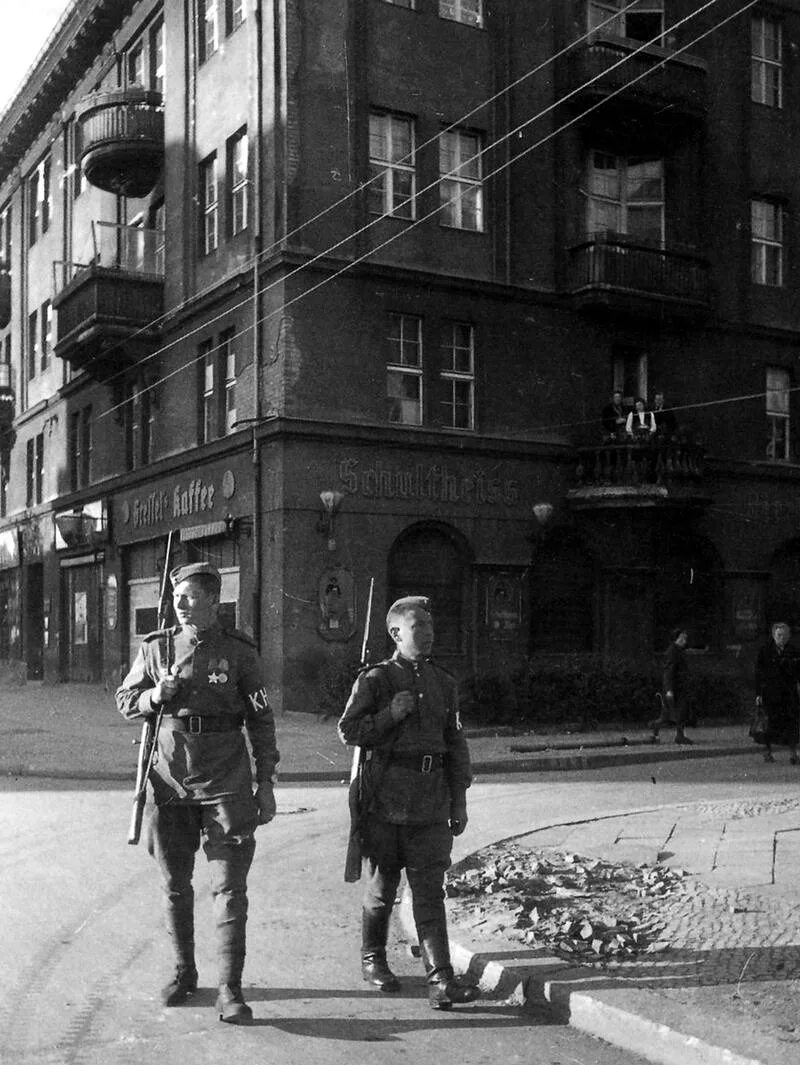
left=170, top=561, right=222, bottom=590
left=386, top=595, right=432, bottom=628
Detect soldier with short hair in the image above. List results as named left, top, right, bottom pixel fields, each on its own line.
left=338, top=595, right=479, bottom=1010
left=116, top=562, right=278, bottom=1025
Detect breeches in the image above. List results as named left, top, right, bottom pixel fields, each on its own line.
left=361, top=818, right=452, bottom=931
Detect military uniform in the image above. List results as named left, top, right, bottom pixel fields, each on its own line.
left=338, top=641, right=476, bottom=1009
left=116, top=562, right=278, bottom=1023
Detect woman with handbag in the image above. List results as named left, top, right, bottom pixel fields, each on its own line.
left=754, top=621, right=800, bottom=764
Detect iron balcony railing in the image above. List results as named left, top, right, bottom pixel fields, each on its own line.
left=575, top=440, right=705, bottom=491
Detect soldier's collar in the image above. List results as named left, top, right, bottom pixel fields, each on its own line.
left=392, top=650, right=428, bottom=668
left=180, top=621, right=222, bottom=642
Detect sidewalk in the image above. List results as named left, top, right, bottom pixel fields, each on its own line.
left=0, top=680, right=754, bottom=782
left=435, top=797, right=800, bottom=1065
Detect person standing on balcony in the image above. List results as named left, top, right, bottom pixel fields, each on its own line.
left=601, top=389, right=627, bottom=441
left=653, top=391, right=678, bottom=440
left=650, top=627, right=693, bottom=745
left=625, top=397, right=656, bottom=441
left=755, top=622, right=800, bottom=765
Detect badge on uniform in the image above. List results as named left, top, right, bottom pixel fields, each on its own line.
left=208, top=658, right=229, bottom=685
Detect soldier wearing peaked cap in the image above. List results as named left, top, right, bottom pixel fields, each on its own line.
left=338, top=595, right=479, bottom=1010
left=116, top=561, right=279, bottom=1025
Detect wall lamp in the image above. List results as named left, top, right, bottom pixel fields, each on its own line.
left=318, top=490, right=344, bottom=550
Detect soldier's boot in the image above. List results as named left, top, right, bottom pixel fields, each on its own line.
left=361, top=908, right=400, bottom=992
left=213, top=851, right=253, bottom=1025
left=419, top=924, right=479, bottom=1011
left=161, top=890, right=197, bottom=1006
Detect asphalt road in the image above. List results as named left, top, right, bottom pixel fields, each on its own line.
left=0, top=755, right=790, bottom=1065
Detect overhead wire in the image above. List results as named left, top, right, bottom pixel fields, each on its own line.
left=102, top=0, right=758, bottom=426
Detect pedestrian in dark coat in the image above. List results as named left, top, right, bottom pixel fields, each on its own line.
left=338, top=595, right=479, bottom=1010
left=755, top=622, right=800, bottom=764
left=116, top=562, right=279, bottom=1024
left=650, top=627, right=692, bottom=744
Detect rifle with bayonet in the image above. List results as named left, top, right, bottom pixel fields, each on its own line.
left=344, top=576, right=374, bottom=882
left=127, top=530, right=175, bottom=845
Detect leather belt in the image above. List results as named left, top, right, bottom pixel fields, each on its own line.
left=162, top=715, right=243, bottom=735
left=390, top=752, right=445, bottom=773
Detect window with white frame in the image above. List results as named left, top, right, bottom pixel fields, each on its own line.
left=127, top=40, right=145, bottom=86
left=439, top=129, right=483, bottom=231
left=588, top=1, right=664, bottom=43
left=26, top=432, right=44, bottom=507
left=0, top=204, right=10, bottom=267
left=200, top=154, right=219, bottom=255
left=199, top=333, right=237, bottom=441
left=439, top=0, right=483, bottom=28
left=766, top=367, right=790, bottom=461
left=200, top=0, right=220, bottom=62
left=369, top=113, right=416, bottom=219
left=221, top=328, right=237, bottom=433
left=69, top=405, right=92, bottom=491
left=387, top=314, right=422, bottom=425
left=441, top=322, right=475, bottom=430
left=151, top=19, right=165, bottom=94
left=226, top=0, right=245, bottom=34
left=585, top=151, right=664, bottom=244
left=228, top=129, right=248, bottom=235
left=40, top=301, right=52, bottom=373
left=126, top=383, right=152, bottom=470
left=752, top=15, right=782, bottom=108
left=751, top=199, right=783, bottom=287
left=27, top=310, right=37, bottom=380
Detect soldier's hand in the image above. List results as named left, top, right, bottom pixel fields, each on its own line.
left=255, top=784, right=276, bottom=825
left=151, top=673, right=179, bottom=706
left=389, top=691, right=415, bottom=722
left=755, top=695, right=763, bottom=707
left=450, top=807, right=468, bottom=836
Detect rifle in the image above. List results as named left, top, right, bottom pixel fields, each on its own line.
left=127, top=530, right=175, bottom=845
left=344, top=576, right=374, bottom=882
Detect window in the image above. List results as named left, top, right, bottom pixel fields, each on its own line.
left=226, top=0, right=245, bottom=34
left=613, top=347, right=648, bottom=406
left=199, top=333, right=237, bottom=441
left=69, top=406, right=92, bottom=491
left=67, top=121, right=83, bottom=199
left=26, top=432, right=44, bottom=507
left=439, top=0, right=483, bottom=28
left=41, top=157, right=51, bottom=235
left=228, top=129, right=248, bottom=235
left=585, top=151, right=664, bottom=244
left=441, top=322, right=474, bottom=430
left=387, top=314, right=422, bottom=425
left=27, top=169, right=39, bottom=246
left=369, top=113, right=415, bottom=219
left=0, top=205, right=11, bottom=267
left=27, top=310, right=37, bottom=380
left=751, top=200, right=783, bottom=286
left=27, top=157, right=51, bottom=244
left=767, top=367, right=790, bottom=461
left=126, top=383, right=152, bottom=470
left=40, top=301, right=52, bottom=372
left=752, top=15, right=782, bottom=108
left=199, top=0, right=220, bottom=62
left=588, top=1, right=664, bottom=43
left=151, top=19, right=165, bottom=94
left=439, top=129, right=483, bottom=231
left=127, top=40, right=145, bottom=86
left=200, top=154, right=219, bottom=255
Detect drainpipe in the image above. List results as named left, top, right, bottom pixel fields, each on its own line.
left=251, top=0, right=264, bottom=649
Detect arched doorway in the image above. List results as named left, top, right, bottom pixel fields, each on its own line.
left=530, top=531, right=595, bottom=653
left=387, top=523, right=472, bottom=660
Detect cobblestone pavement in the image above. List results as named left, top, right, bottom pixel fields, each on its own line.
left=445, top=796, right=800, bottom=1065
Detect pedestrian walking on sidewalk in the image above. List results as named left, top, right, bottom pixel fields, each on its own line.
left=116, top=562, right=279, bottom=1025
left=650, top=627, right=693, bottom=744
left=755, top=621, right=800, bottom=765
left=338, top=595, right=480, bottom=1010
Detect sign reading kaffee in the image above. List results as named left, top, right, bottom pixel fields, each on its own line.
left=116, top=467, right=242, bottom=543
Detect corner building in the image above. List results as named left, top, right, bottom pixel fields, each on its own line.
left=0, top=0, right=799, bottom=710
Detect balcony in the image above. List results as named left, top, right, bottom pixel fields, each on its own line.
left=76, top=88, right=164, bottom=198
left=568, top=439, right=707, bottom=510
left=565, top=34, right=707, bottom=132
left=566, top=234, right=712, bottom=321
left=0, top=264, right=9, bottom=329
left=53, top=222, right=164, bottom=378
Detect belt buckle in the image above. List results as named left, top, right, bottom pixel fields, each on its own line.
left=188, top=715, right=202, bottom=734
left=421, top=754, right=433, bottom=773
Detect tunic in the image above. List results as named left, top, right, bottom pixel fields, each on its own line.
left=338, top=651, right=472, bottom=825
left=755, top=640, right=800, bottom=747
left=116, top=621, right=279, bottom=805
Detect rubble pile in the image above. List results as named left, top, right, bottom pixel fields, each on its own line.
left=446, top=843, right=689, bottom=963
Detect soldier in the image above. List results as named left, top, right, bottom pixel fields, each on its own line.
left=116, top=562, right=278, bottom=1025
left=338, top=595, right=479, bottom=1010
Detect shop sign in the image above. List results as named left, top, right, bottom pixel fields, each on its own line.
left=119, top=469, right=239, bottom=538
left=0, top=529, right=18, bottom=569
left=338, top=458, right=521, bottom=506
